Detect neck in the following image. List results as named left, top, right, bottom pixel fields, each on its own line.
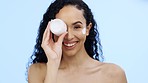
left=60, top=49, right=91, bottom=71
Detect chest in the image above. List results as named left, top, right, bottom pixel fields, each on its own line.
left=56, top=69, right=111, bottom=83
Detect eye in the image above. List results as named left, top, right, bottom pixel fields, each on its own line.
left=74, top=25, right=81, bottom=29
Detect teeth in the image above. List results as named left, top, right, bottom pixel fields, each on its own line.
left=64, top=43, right=76, bottom=47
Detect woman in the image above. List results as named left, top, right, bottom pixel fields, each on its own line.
left=28, top=0, right=127, bottom=83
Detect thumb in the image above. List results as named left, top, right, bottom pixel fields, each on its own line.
left=57, top=32, right=67, bottom=45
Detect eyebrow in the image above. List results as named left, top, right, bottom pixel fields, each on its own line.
left=72, top=21, right=83, bottom=25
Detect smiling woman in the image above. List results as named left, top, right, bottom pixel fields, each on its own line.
left=27, top=0, right=127, bottom=83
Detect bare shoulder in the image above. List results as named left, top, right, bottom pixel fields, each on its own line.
left=100, top=62, right=127, bottom=83
left=28, top=63, right=46, bottom=83
left=102, top=63, right=125, bottom=74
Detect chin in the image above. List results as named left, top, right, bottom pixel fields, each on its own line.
left=62, top=47, right=77, bottom=57
left=62, top=40, right=85, bottom=57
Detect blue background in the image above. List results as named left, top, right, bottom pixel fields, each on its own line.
left=0, top=0, right=148, bottom=83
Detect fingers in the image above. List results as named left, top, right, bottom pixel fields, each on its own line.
left=43, top=22, right=54, bottom=41
left=42, top=22, right=53, bottom=48
left=42, top=24, right=48, bottom=42
left=44, top=22, right=50, bottom=43
left=41, top=22, right=67, bottom=60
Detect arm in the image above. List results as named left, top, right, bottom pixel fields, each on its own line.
left=28, top=22, right=67, bottom=83
left=27, top=62, right=60, bottom=83
left=41, top=22, right=67, bottom=83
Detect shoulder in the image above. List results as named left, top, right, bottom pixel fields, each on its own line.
left=100, top=63, right=127, bottom=83
left=29, top=62, right=46, bottom=70
left=28, top=63, right=46, bottom=83
left=102, top=63, right=125, bottom=73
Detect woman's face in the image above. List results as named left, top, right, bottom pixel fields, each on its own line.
left=55, top=5, right=92, bottom=56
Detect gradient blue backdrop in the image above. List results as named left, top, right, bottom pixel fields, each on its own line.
left=0, top=0, right=148, bottom=83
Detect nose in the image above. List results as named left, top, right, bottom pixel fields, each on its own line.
left=64, top=28, right=74, bottom=40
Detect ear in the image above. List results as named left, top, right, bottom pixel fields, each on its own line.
left=86, top=23, right=92, bottom=36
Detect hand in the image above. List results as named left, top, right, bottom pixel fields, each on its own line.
left=41, top=22, right=67, bottom=66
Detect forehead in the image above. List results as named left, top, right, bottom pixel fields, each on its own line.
left=55, top=5, right=86, bottom=25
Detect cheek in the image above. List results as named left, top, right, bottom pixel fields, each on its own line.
left=82, top=27, right=86, bottom=34
left=74, top=30, right=86, bottom=40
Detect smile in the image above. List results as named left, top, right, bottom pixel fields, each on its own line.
left=64, top=43, right=76, bottom=47
left=63, top=42, right=77, bottom=49
left=63, top=42, right=77, bottom=47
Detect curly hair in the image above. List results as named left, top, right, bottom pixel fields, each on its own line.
left=30, top=0, right=104, bottom=64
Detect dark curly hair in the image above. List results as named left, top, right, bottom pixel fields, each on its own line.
left=30, top=0, right=104, bottom=64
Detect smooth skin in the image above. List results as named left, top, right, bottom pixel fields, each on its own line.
left=28, top=5, right=127, bottom=83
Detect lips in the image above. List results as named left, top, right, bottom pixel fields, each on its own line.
left=63, top=41, right=77, bottom=49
